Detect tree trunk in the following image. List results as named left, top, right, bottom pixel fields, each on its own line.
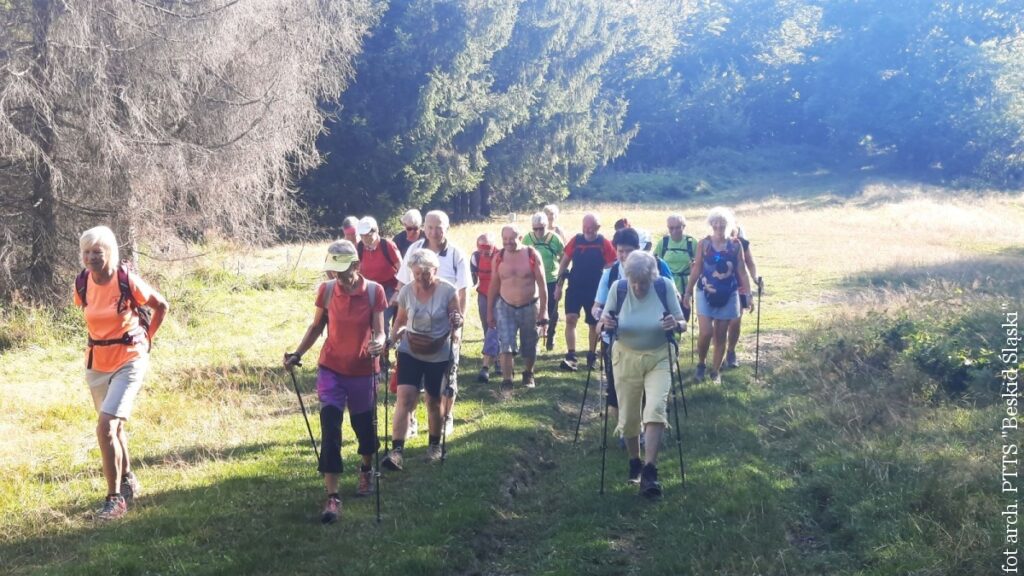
left=27, top=0, right=59, bottom=297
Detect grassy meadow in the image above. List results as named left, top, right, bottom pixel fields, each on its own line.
left=1, top=178, right=1023, bottom=575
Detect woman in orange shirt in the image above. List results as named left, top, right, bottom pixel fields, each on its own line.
left=75, top=226, right=168, bottom=521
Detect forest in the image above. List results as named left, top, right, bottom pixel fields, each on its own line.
left=2, top=0, right=1022, bottom=302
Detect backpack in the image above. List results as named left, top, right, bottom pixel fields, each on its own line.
left=322, top=278, right=380, bottom=316
left=659, top=235, right=695, bottom=259
left=606, top=256, right=671, bottom=287
left=699, top=237, right=739, bottom=307
left=357, top=240, right=398, bottom=268
left=611, top=277, right=673, bottom=339
left=494, top=247, right=539, bottom=270
left=76, top=262, right=152, bottom=367
left=529, top=232, right=559, bottom=260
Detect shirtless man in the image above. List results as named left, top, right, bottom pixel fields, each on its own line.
left=488, top=225, right=548, bottom=391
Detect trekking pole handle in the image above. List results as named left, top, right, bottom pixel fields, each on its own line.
left=756, top=276, right=764, bottom=296
left=284, top=352, right=303, bottom=368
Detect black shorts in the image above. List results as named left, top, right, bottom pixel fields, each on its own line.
left=565, top=283, right=599, bottom=325
left=397, top=351, right=450, bottom=398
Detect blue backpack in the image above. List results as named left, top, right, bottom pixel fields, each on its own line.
left=699, top=237, right=739, bottom=307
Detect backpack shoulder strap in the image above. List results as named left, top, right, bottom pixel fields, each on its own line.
left=323, top=279, right=336, bottom=311
left=659, top=236, right=669, bottom=258
left=382, top=240, right=397, bottom=267
left=357, top=242, right=365, bottom=259
left=365, top=280, right=379, bottom=310
left=608, top=262, right=620, bottom=286
left=116, top=264, right=141, bottom=310
left=614, top=279, right=628, bottom=318
left=654, top=277, right=670, bottom=314
left=686, top=236, right=695, bottom=259
left=75, top=269, right=90, bottom=306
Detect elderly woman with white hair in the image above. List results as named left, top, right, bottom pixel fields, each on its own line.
left=75, top=226, right=168, bottom=520
left=392, top=208, right=426, bottom=257
left=683, top=207, right=752, bottom=384
left=542, top=204, right=567, bottom=243
left=600, top=251, right=685, bottom=498
left=382, top=248, right=463, bottom=470
left=523, top=211, right=565, bottom=351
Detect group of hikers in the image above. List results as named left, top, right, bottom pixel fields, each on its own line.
left=75, top=204, right=760, bottom=523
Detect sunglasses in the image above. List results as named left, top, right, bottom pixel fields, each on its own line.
left=668, top=225, right=683, bottom=230
left=533, top=227, right=545, bottom=231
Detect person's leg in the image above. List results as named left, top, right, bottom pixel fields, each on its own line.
left=97, top=413, right=123, bottom=496
left=697, top=314, right=713, bottom=363
left=477, top=293, right=491, bottom=370
left=612, top=346, right=645, bottom=474
left=546, top=281, right=559, bottom=349
left=711, top=319, right=730, bottom=373
left=564, top=313, right=579, bottom=357
left=496, top=299, right=518, bottom=386
left=422, top=360, right=447, bottom=459
left=520, top=303, right=539, bottom=385
left=319, top=404, right=344, bottom=494
left=117, top=421, right=131, bottom=476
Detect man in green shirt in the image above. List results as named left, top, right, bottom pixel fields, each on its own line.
left=524, top=212, right=565, bottom=351
left=655, top=213, right=697, bottom=321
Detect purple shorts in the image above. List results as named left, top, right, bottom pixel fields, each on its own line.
left=316, top=366, right=375, bottom=413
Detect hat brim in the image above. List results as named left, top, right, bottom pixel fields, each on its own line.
left=324, top=253, right=358, bottom=273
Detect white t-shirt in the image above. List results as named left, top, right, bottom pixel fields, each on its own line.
left=396, top=239, right=471, bottom=291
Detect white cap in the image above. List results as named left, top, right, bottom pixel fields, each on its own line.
left=356, top=216, right=378, bottom=235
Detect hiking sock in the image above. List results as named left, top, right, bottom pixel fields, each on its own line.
left=566, top=350, right=576, bottom=360
left=428, top=434, right=441, bottom=446
left=393, top=440, right=405, bottom=451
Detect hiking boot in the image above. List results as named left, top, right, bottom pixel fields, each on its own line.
left=477, top=366, right=490, bottom=383
left=356, top=467, right=374, bottom=497
left=586, top=351, right=597, bottom=370
left=425, top=444, right=443, bottom=463
left=408, top=414, right=419, bottom=437
left=627, top=458, right=643, bottom=485
left=321, top=495, right=341, bottom=524
left=695, top=364, right=706, bottom=381
left=381, top=449, right=404, bottom=471
left=639, top=463, right=662, bottom=498
left=726, top=351, right=739, bottom=369
left=560, top=356, right=578, bottom=372
left=710, top=371, right=722, bottom=385
left=444, top=413, right=454, bottom=436
left=120, top=470, right=140, bottom=505
left=522, top=371, right=535, bottom=389
left=97, top=495, right=127, bottom=521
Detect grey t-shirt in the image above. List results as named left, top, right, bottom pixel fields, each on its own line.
left=396, top=279, right=458, bottom=362
left=604, top=278, right=683, bottom=351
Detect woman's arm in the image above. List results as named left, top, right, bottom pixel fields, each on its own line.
left=144, top=291, right=169, bottom=341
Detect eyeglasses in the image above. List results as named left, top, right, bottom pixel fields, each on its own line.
left=405, top=227, right=419, bottom=232
left=533, top=227, right=545, bottom=231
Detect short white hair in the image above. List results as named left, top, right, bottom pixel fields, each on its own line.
left=623, top=251, right=657, bottom=282
left=706, top=206, right=735, bottom=232
left=79, top=226, right=119, bottom=267
left=425, top=209, right=450, bottom=229
left=408, top=248, right=440, bottom=270
left=401, top=209, right=423, bottom=227
left=531, top=212, right=547, bottom=227
left=667, top=214, right=687, bottom=227
left=342, top=216, right=359, bottom=229
left=543, top=204, right=559, bottom=219
left=476, top=232, right=497, bottom=246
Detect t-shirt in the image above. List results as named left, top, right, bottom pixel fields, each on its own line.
left=315, top=278, right=388, bottom=376
left=523, top=232, right=564, bottom=285
left=470, top=249, right=497, bottom=295
left=396, top=279, right=458, bottom=362
left=657, top=235, right=698, bottom=294
left=564, top=234, right=615, bottom=292
left=393, top=230, right=426, bottom=257
left=604, top=278, right=683, bottom=351
left=75, top=271, right=156, bottom=372
left=358, top=239, right=401, bottom=291
left=396, top=239, right=471, bottom=291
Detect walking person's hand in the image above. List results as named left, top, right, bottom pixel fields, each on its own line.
left=283, top=352, right=302, bottom=369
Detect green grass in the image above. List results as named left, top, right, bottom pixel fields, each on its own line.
left=2, top=180, right=1023, bottom=574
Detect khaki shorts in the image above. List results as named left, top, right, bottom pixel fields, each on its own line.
left=86, top=356, right=149, bottom=419
left=611, top=343, right=671, bottom=438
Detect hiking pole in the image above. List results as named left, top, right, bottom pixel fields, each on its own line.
left=665, top=338, right=687, bottom=487
left=754, top=276, right=763, bottom=383
left=286, top=361, right=320, bottom=465
left=572, top=343, right=599, bottom=446
left=441, top=327, right=458, bottom=464
left=371, top=336, right=384, bottom=523
left=599, top=346, right=611, bottom=495
left=599, top=313, right=616, bottom=495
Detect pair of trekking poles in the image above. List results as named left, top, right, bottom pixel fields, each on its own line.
left=285, top=331, right=457, bottom=523
left=572, top=312, right=688, bottom=495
